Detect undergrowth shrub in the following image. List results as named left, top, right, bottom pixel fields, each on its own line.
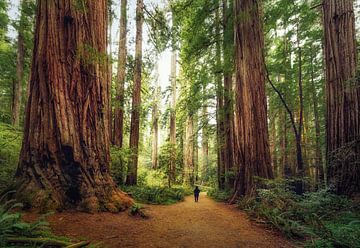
left=237, top=179, right=360, bottom=248
left=124, top=185, right=191, bottom=205
left=207, top=188, right=232, bottom=202
left=0, top=123, right=22, bottom=190
left=0, top=191, right=72, bottom=247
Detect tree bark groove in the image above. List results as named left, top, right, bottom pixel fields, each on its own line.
left=16, top=0, right=132, bottom=212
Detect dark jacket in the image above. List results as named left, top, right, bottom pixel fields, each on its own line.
left=194, top=187, right=200, bottom=195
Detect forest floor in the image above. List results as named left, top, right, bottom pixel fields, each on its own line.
left=25, top=193, right=295, bottom=248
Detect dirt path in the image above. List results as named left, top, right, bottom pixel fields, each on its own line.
left=30, top=193, right=294, bottom=247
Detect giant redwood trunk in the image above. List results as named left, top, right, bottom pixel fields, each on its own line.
left=215, top=6, right=225, bottom=190
left=16, top=0, right=132, bottom=211
left=113, top=0, right=127, bottom=147
left=223, top=0, right=235, bottom=189
left=323, top=0, right=360, bottom=195
left=231, top=0, right=273, bottom=199
left=126, top=0, right=143, bottom=185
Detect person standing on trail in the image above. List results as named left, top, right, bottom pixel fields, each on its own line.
left=194, top=186, right=200, bottom=202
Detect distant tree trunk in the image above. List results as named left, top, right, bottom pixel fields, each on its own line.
left=215, top=6, right=225, bottom=190
left=323, top=0, right=360, bottom=195
left=202, top=86, right=209, bottom=179
left=270, top=114, right=278, bottom=177
left=15, top=0, right=132, bottom=211
left=151, top=62, right=160, bottom=169
left=231, top=0, right=273, bottom=200
left=113, top=0, right=127, bottom=147
left=294, top=22, right=304, bottom=193
left=12, top=0, right=26, bottom=127
left=126, top=0, right=143, bottom=185
left=169, top=50, right=177, bottom=183
left=184, top=115, right=194, bottom=185
left=223, top=0, right=235, bottom=189
left=280, top=110, right=289, bottom=177
left=310, top=51, right=324, bottom=188
left=193, top=113, right=199, bottom=183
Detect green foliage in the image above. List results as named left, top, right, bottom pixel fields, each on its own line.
left=0, top=123, right=22, bottom=190
left=110, top=146, right=132, bottom=185
left=237, top=179, right=360, bottom=247
left=124, top=185, right=190, bottom=205
left=207, top=188, right=232, bottom=202
left=129, top=203, right=147, bottom=218
left=0, top=191, right=72, bottom=247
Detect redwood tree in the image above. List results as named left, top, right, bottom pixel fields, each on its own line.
left=126, top=0, right=144, bottom=185
left=113, top=0, right=127, bottom=147
left=323, top=0, right=360, bottom=195
left=231, top=0, right=273, bottom=199
left=15, top=0, right=132, bottom=211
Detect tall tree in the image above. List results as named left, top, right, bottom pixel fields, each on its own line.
left=126, top=0, right=144, bottom=185
left=12, top=0, right=25, bottom=127
left=113, top=0, right=127, bottom=147
left=151, top=61, right=160, bottom=169
left=15, top=0, right=132, bottom=211
left=184, top=115, right=194, bottom=185
left=231, top=0, right=273, bottom=199
left=323, top=0, right=360, bottom=195
left=222, top=0, right=235, bottom=189
left=215, top=5, right=225, bottom=190
left=169, top=49, right=177, bottom=183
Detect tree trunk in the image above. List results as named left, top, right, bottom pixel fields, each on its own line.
left=215, top=5, right=225, bottom=190
left=113, top=0, right=127, bottom=147
left=323, top=0, right=360, bottom=195
left=12, top=0, right=26, bottom=127
left=107, top=4, right=113, bottom=143
left=193, top=113, right=199, bottom=183
left=151, top=61, right=160, bottom=169
left=223, top=0, right=235, bottom=189
left=310, top=50, right=324, bottom=189
left=280, top=110, right=289, bottom=177
left=231, top=0, right=273, bottom=199
left=169, top=50, right=177, bottom=183
left=184, top=115, right=194, bottom=186
left=202, top=85, right=209, bottom=179
left=15, top=0, right=132, bottom=212
left=294, top=21, right=304, bottom=194
left=126, top=0, right=143, bottom=185
left=270, top=114, right=278, bottom=177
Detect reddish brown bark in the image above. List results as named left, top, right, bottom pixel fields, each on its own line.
left=15, top=0, right=132, bottom=211
left=126, top=0, right=144, bottom=185
left=323, top=0, right=360, bottom=195
left=215, top=6, right=225, bottom=190
left=231, top=0, right=273, bottom=199
left=222, top=0, right=235, bottom=189
left=113, top=0, right=127, bottom=147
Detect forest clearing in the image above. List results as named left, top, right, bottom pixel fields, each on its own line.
left=0, top=0, right=359, bottom=247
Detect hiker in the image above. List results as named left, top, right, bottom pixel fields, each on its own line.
left=194, top=186, right=200, bottom=202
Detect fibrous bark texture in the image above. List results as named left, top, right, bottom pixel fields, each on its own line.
left=113, top=0, right=127, bottom=147
left=323, top=0, right=359, bottom=195
left=16, top=0, right=132, bottom=212
left=126, top=0, right=143, bottom=185
left=232, top=0, right=273, bottom=198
